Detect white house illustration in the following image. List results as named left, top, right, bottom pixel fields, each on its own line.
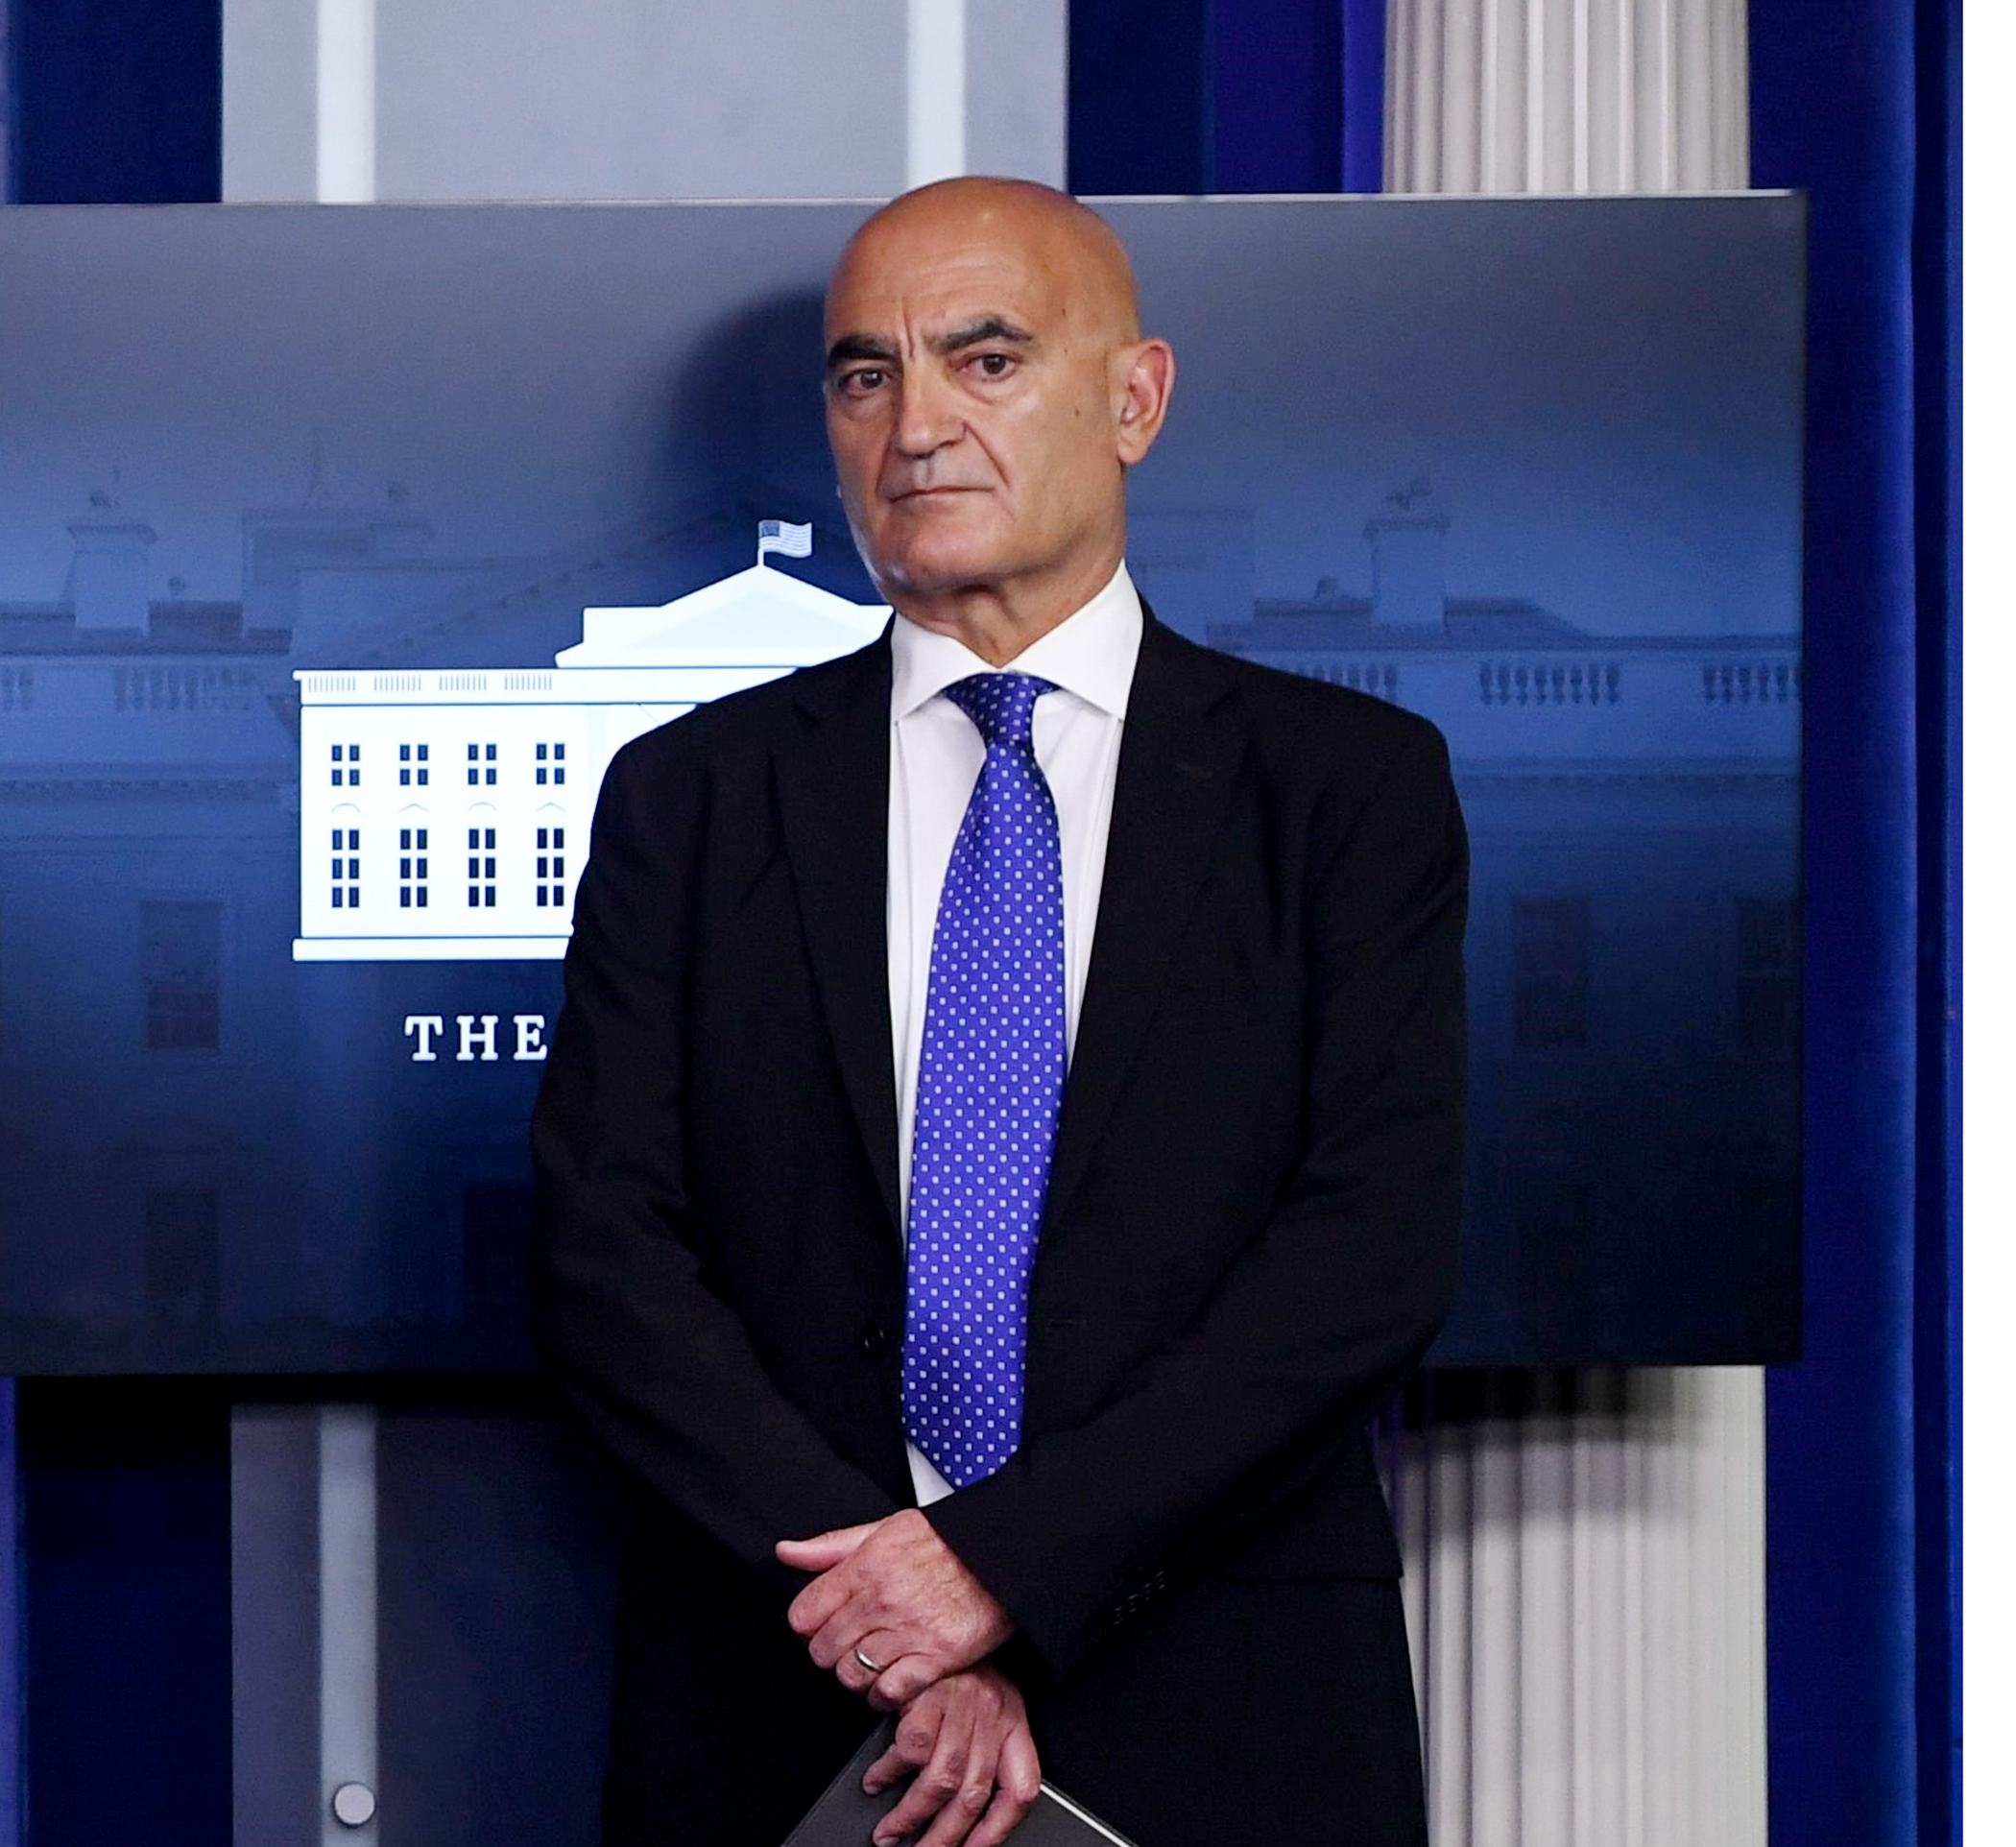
left=294, top=525, right=886, bottom=960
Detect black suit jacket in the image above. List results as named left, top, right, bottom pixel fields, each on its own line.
left=532, top=610, right=1467, bottom=1846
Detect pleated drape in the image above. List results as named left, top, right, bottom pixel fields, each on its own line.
left=1750, top=3, right=1958, bottom=1842
left=1385, top=0, right=1747, bottom=192
left=1380, top=1371, right=1766, bottom=1846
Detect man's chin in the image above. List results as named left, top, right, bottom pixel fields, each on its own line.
left=876, top=541, right=1009, bottom=602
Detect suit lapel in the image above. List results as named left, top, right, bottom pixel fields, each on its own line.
left=771, top=613, right=1243, bottom=1242
left=774, top=633, right=903, bottom=1233
left=1043, top=613, right=1245, bottom=1233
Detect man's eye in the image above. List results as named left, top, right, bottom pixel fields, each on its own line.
left=972, top=352, right=1014, bottom=378
left=843, top=367, right=886, bottom=393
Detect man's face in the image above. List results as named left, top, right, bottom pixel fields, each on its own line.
left=823, top=204, right=1129, bottom=609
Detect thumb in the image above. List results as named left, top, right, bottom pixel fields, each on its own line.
left=775, top=1520, right=879, bottom=1571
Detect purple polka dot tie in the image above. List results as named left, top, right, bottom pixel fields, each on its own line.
left=901, top=672, right=1066, bottom=1490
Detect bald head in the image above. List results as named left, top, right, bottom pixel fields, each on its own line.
left=820, top=178, right=1175, bottom=660
left=828, top=178, right=1142, bottom=349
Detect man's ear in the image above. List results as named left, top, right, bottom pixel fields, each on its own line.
left=1113, top=337, right=1176, bottom=466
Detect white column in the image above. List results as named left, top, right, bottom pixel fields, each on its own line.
left=1386, top=0, right=1748, bottom=193
left=907, top=0, right=968, bottom=187
left=315, top=0, right=377, bottom=205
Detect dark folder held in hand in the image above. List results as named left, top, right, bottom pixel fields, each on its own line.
left=783, top=1719, right=1140, bottom=1846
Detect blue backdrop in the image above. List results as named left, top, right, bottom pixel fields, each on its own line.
left=0, top=196, right=1804, bottom=1380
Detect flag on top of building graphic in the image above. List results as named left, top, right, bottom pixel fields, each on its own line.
left=756, top=518, right=813, bottom=563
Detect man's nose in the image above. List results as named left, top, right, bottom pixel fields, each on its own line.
left=892, top=369, right=963, bottom=459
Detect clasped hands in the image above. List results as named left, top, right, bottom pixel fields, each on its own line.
left=778, top=1509, right=1039, bottom=1847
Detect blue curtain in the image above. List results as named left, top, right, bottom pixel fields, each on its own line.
left=1750, top=3, right=1959, bottom=1843
left=0, top=1383, right=15, bottom=1847
left=1909, top=7, right=1961, bottom=1839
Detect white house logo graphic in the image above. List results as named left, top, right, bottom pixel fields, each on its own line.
left=294, top=524, right=884, bottom=962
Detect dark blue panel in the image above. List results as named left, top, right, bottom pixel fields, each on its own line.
left=10, top=0, right=221, bottom=204
left=1210, top=0, right=1342, bottom=192
left=1068, top=0, right=1212, bottom=194
left=1068, top=0, right=1370, bottom=196
left=17, top=1380, right=229, bottom=1846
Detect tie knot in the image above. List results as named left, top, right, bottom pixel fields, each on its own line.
left=943, top=672, right=1056, bottom=749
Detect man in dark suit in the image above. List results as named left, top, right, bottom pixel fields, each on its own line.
left=532, top=178, right=1466, bottom=1847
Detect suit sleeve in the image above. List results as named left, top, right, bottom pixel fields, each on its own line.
left=531, top=735, right=901, bottom=1597
left=926, top=717, right=1467, bottom=1679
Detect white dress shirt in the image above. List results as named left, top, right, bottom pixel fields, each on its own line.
left=888, top=561, right=1143, bottom=1506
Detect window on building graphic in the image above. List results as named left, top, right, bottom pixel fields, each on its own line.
left=534, top=824, right=567, bottom=908
left=328, top=825, right=362, bottom=910
left=467, top=826, right=497, bottom=908
left=399, top=825, right=432, bottom=910
left=1512, top=896, right=1591, bottom=1048
left=398, top=742, right=431, bottom=788
left=142, top=900, right=223, bottom=1050
left=463, top=1181, right=534, bottom=1317
left=1734, top=894, right=1797, bottom=1050
left=145, top=1184, right=220, bottom=1327
left=329, top=742, right=361, bottom=787
left=535, top=741, right=567, bottom=787
left=467, top=742, right=497, bottom=787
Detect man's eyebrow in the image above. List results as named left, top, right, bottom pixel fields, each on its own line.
left=930, top=316, right=1035, bottom=355
left=824, top=318, right=1036, bottom=374
left=826, top=332, right=898, bottom=372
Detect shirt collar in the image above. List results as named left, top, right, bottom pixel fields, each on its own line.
left=889, top=561, right=1142, bottom=723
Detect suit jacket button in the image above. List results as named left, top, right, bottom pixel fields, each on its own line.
left=859, top=1322, right=892, bottom=1357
